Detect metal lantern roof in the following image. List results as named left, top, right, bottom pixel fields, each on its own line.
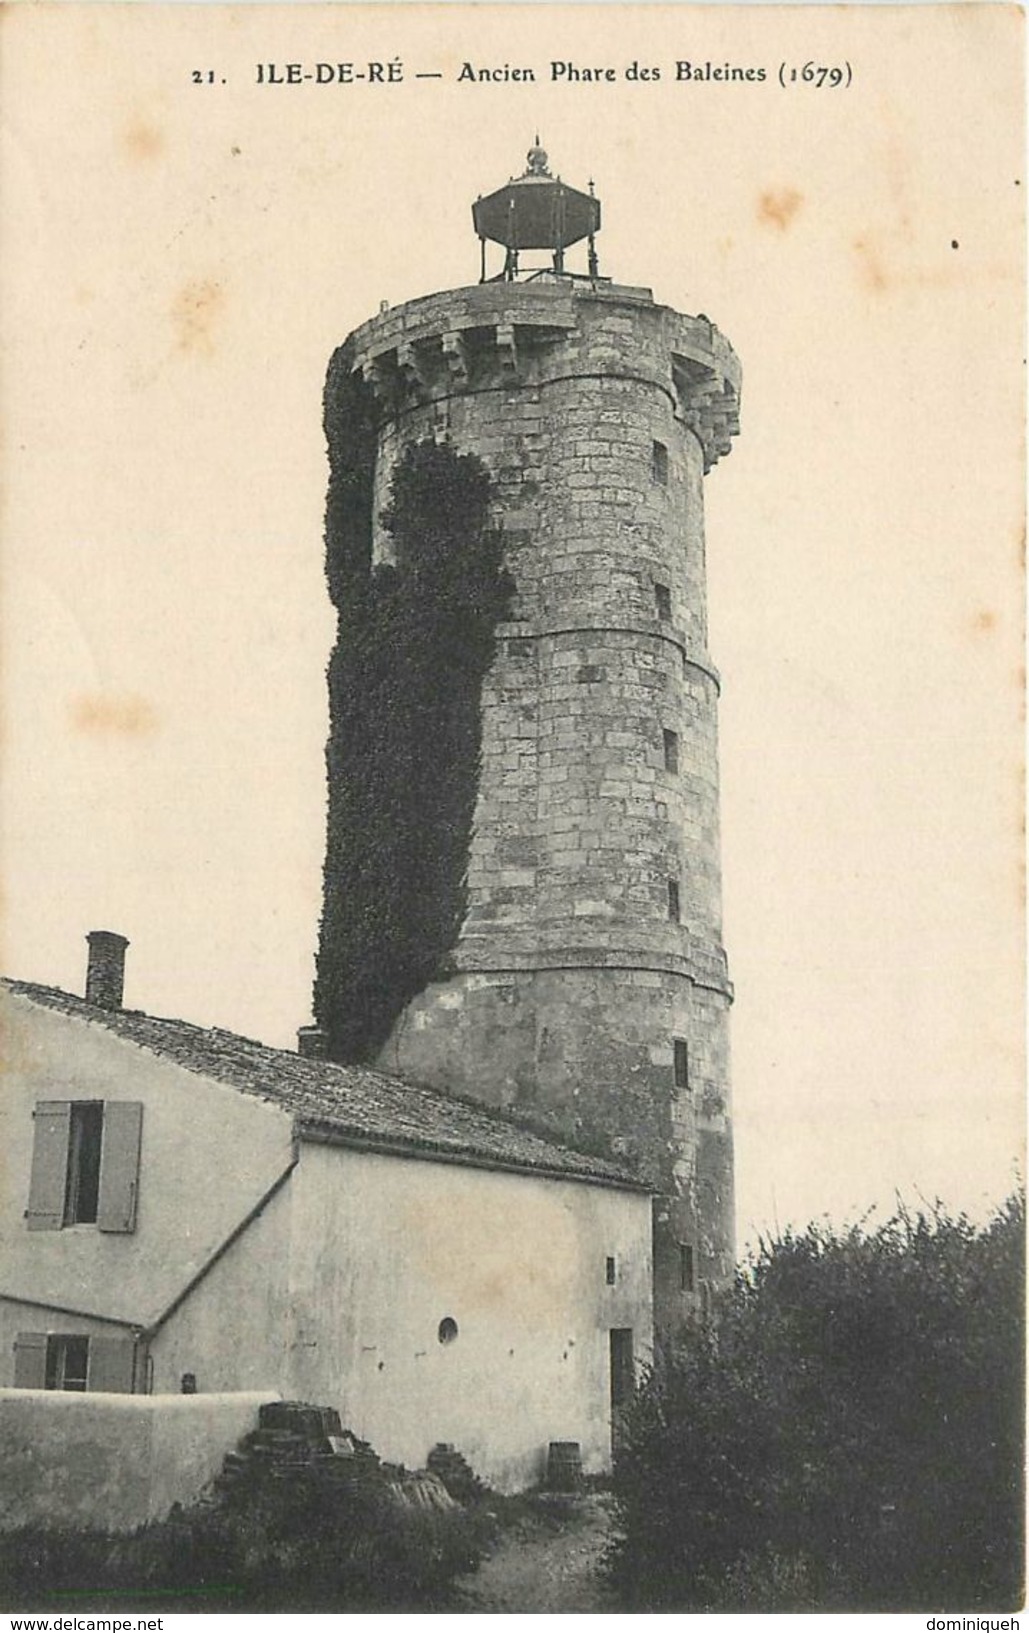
left=473, top=142, right=601, bottom=253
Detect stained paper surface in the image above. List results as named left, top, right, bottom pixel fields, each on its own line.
left=1, top=3, right=1023, bottom=1245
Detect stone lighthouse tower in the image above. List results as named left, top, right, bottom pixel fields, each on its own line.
left=315, top=145, right=740, bottom=1338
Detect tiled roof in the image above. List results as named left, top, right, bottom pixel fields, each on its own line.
left=3, top=981, right=645, bottom=1192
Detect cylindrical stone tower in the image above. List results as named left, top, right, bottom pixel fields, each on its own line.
left=323, top=149, right=740, bottom=1338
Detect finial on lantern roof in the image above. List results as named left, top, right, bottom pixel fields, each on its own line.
left=526, top=137, right=550, bottom=176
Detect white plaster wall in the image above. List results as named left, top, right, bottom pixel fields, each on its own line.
left=148, top=1173, right=292, bottom=1394
left=285, top=1145, right=653, bottom=1492
left=0, top=1389, right=278, bottom=1532
left=146, top=1392, right=278, bottom=1522
left=0, top=990, right=296, bottom=1342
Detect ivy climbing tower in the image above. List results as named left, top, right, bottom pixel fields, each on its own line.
left=315, top=144, right=742, bottom=1340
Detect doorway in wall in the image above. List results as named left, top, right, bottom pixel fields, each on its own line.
left=609, top=1327, right=634, bottom=1452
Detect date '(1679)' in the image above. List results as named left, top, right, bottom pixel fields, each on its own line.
left=778, top=61, right=853, bottom=88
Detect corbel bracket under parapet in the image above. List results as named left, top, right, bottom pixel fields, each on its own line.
left=671, top=352, right=741, bottom=472
left=354, top=317, right=587, bottom=414
left=442, top=331, right=470, bottom=387
left=356, top=352, right=402, bottom=415
left=396, top=341, right=430, bottom=403
left=495, top=322, right=518, bottom=378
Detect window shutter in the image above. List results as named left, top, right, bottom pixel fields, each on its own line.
left=87, top=1334, right=137, bottom=1394
left=13, top=1332, right=48, bottom=1388
left=26, top=1101, right=72, bottom=1230
left=97, top=1102, right=143, bottom=1233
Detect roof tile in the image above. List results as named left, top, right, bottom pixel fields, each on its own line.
left=4, top=981, right=643, bottom=1191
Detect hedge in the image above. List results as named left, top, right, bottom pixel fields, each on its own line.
left=611, top=1194, right=1025, bottom=1611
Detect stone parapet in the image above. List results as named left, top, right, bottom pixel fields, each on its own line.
left=339, top=280, right=740, bottom=473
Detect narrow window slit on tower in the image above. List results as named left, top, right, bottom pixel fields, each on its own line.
left=673, top=1038, right=690, bottom=1089
left=679, top=1243, right=695, bottom=1293
left=663, top=729, right=679, bottom=773
left=606, top=1255, right=617, bottom=1285
left=651, top=440, right=668, bottom=484
left=667, top=878, right=681, bottom=922
left=654, top=582, right=672, bottom=620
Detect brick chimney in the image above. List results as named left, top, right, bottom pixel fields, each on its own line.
left=85, top=930, right=129, bottom=1010
left=297, top=1024, right=327, bottom=1060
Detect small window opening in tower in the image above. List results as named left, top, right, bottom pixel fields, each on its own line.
left=606, top=1255, right=617, bottom=1285
left=667, top=878, right=681, bottom=922
left=679, top=1243, right=696, bottom=1294
left=64, top=1102, right=103, bottom=1225
left=654, top=582, right=672, bottom=620
left=651, top=441, right=669, bottom=484
left=673, top=1038, right=690, bottom=1089
left=663, top=729, right=679, bottom=773
left=438, top=1317, right=459, bottom=1345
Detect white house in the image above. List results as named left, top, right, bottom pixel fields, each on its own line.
left=0, top=936, right=653, bottom=1496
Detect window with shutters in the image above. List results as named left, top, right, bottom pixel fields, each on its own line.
left=45, top=1334, right=89, bottom=1391
left=26, top=1101, right=143, bottom=1233
left=13, top=1331, right=137, bottom=1393
left=65, top=1103, right=102, bottom=1224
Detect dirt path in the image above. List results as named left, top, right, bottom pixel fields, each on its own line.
left=454, top=1495, right=619, bottom=1614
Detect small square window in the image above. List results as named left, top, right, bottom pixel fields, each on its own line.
left=667, top=879, right=681, bottom=922
left=679, top=1244, right=695, bottom=1294
left=654, top=583, right=672, bottom=621
left=663, top=729, right=679, bottom=773
left=651, top=441, right=669, bottom=485
left=673, top=1039, right=690, bottom=1089
left=606, top=1256, right=617, bottom=1286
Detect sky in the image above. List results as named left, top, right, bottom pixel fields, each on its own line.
left=2, top=4, right=1023, bottom=1251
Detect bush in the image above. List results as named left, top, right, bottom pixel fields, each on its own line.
left=1, top=1456, right=494, bottom=1611
left=610, top=1193, right=1024, bottom=1611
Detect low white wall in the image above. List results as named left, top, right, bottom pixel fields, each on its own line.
left=0, top=1389, right=279, bottom=1533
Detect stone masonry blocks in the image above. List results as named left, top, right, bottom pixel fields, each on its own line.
left=339, top=278, right=739, bottom=1339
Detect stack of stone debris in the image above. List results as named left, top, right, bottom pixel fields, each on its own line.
left=427, top=1442, right=488, bottom=1504
left=215, top=1401, right=380, bottom=1497
left=215, top=1402, right=459, bottom=1513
